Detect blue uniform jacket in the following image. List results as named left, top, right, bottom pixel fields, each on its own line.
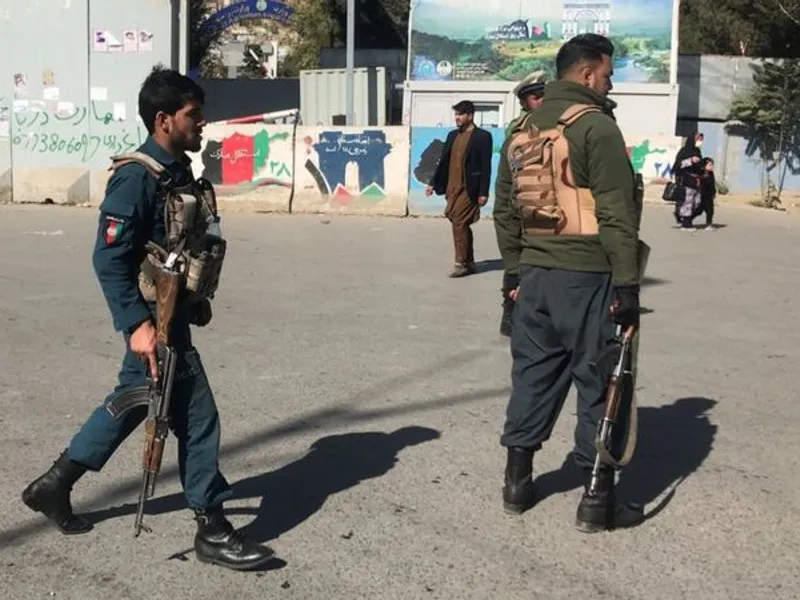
left=92, top=137, right=194, bottom=336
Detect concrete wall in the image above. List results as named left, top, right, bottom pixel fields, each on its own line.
left=676, top=55, right=790, bottom=122
left=0, top=0, right=176, bottom=205
left=292, top=127, right=409, bottom=216
left=188, top=124, right=410, bottom=216
left=695, top=121, right=800, bottom=194
left=407, top=127, right=684, bottom=216
left=190, top=122, right=295, bottom=212
left=1, top=120, right=792, bottom=211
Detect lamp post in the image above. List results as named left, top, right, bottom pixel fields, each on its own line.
left=346, top=0, right=355, bottom=125
left=179, top=0, right=189, bottom=74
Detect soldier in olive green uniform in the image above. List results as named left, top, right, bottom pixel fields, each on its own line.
left=494, top=34, right=645, bottom=532
left=494, top=71, right=547, bottom=337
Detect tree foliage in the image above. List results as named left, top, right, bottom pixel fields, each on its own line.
left=728, top=60, right=800, bottom=205
left=679, top=0, right=800, bottom=57
left=190, top=0, right=227, bottom=78
left=277, top=0, right=410, bottom=76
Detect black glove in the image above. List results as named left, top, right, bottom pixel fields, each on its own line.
left=610, top=285, right=640, bottom=328
left=191, top=299, right=213, bottom=327
left=502, top=272, right=520, bottom=301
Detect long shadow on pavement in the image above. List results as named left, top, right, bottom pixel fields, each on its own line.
left=0, top=380, right=501, bottom=547
left=83, top=426, right=441, bottom=548
left=532, top=396, right=718, bottom=521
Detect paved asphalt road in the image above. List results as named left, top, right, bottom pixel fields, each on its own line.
left=0, top=201, right=798, bottom=600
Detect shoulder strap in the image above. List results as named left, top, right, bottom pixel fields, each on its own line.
left=557, top=104, right=603, bottom=129
left=109, top=151, right=177, bottom=189
left=109, top=151, right=166, bottom=176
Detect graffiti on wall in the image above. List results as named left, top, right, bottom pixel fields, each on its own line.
left=9, top=102, right=145, bottom=164
left=407, top=126, right=506, bottom=216
left=199, top=128, right=293, bottom=191
left=626, top=138, right=681, bottom=182
left=300, top=130, right=392, bottom=206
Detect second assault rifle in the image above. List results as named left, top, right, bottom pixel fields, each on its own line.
left=106, top=257, right=181, bottom=537
left=587, top=322, right=637, bottom=497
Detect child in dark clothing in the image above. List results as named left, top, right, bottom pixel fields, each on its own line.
left=699, top=157, right=716, bottom=230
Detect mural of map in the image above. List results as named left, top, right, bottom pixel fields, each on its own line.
left=408, top=0, right=675, bottom=84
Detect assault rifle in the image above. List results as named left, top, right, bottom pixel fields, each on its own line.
left=106, top=259, right=181, bottom=537
left=587, top=323, right=637, bottom=495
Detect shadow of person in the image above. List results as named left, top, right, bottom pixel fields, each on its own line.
left=230, top=426, right=441, bottom=542
left=530, top=397, right=717, bottom=523
left=85, top=426, right=441, bottom=548
left=618, top=396, right=717, bottom=519
left=473, top=259, right=505, bottom=274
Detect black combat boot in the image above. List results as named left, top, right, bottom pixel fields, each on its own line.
left=502, top=447, right=537, bottom=514
left=21, top=450, right=93, bottom=535
left=575, top=467, right=644, bottom=533
left=194, top=507, right=276, bottom=571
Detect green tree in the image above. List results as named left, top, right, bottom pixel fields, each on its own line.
left=190, top=0, right=224, bottom=74
left=278, top=0, right=340, bottom=76
left=728, top=59, right=800, bottom=207
left=679, top=0, right=800, bottom=57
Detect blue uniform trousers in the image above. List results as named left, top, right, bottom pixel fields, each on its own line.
left=66, top=312, right=232, bottom=510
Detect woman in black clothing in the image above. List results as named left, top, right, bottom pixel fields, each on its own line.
left=672, top=133, right=705, bottom=230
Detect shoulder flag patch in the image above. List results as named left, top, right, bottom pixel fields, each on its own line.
left=103, top=216, right=125, bottom=245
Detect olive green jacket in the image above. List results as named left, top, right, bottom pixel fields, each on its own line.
left=492, top=80, right=642, bottom=286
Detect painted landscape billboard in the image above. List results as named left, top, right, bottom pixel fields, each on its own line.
left=408, top=0, right=675, bottom=84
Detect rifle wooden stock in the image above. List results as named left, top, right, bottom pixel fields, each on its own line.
left=142, top=415, right=167, bottom=473
left=591, top=324, right=637, bottom=471
left=600, top=325, right=635, bottom=424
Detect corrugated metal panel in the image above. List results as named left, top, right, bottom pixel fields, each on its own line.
left=300, top=67, right=386, bottom=126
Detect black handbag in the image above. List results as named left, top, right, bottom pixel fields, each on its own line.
left=662, top=181, right=677, bottom=201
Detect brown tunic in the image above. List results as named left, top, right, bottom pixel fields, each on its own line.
left=444, top=126, right=481, bottom=227
left=443, top=125, right=481, bottom=266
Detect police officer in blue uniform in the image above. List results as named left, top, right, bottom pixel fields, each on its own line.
left=21, top=66, right=275, bottom=571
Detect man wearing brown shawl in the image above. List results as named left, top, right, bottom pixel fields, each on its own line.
left=426, top=100, right=494, bottom=277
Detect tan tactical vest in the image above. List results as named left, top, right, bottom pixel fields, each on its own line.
left=108, top=151, right=227, bottom=304
left=507, top=104, right=602, bottom=236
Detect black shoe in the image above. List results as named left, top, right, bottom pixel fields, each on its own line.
left=575, top=467, right=643, bottom=533
left=21, top=450, right=93, bottom=535
left=502, top=447, right=537, bottom=514
left=499, top=298, right=515, bottom=337
left=194, top=508, right=276, bottom=571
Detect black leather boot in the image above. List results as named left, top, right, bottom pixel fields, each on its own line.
left=194, top=507, right=276, bottom=571
left=21, top=449, right=93, bottom=535
left=502, top=447, right=537, bottom=514
left=575, top=467, right=644, bottom=533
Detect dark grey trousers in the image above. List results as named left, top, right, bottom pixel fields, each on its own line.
left=501, top=265, right=627, bottom=469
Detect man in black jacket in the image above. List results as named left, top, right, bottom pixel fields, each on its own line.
left=426, top=100, right=494, bottom=277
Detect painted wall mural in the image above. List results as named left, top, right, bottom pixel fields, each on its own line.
left=190, top=123, right=294, bottom=210
left=1, top=122, right=793, bottom=205
left=407, top=128, right=684, bottom=216
left=407, top=126, right=506, bottom=217
left=292, top=127, right=409, bottom=216
left=626, top=136, right=683, bottom=182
